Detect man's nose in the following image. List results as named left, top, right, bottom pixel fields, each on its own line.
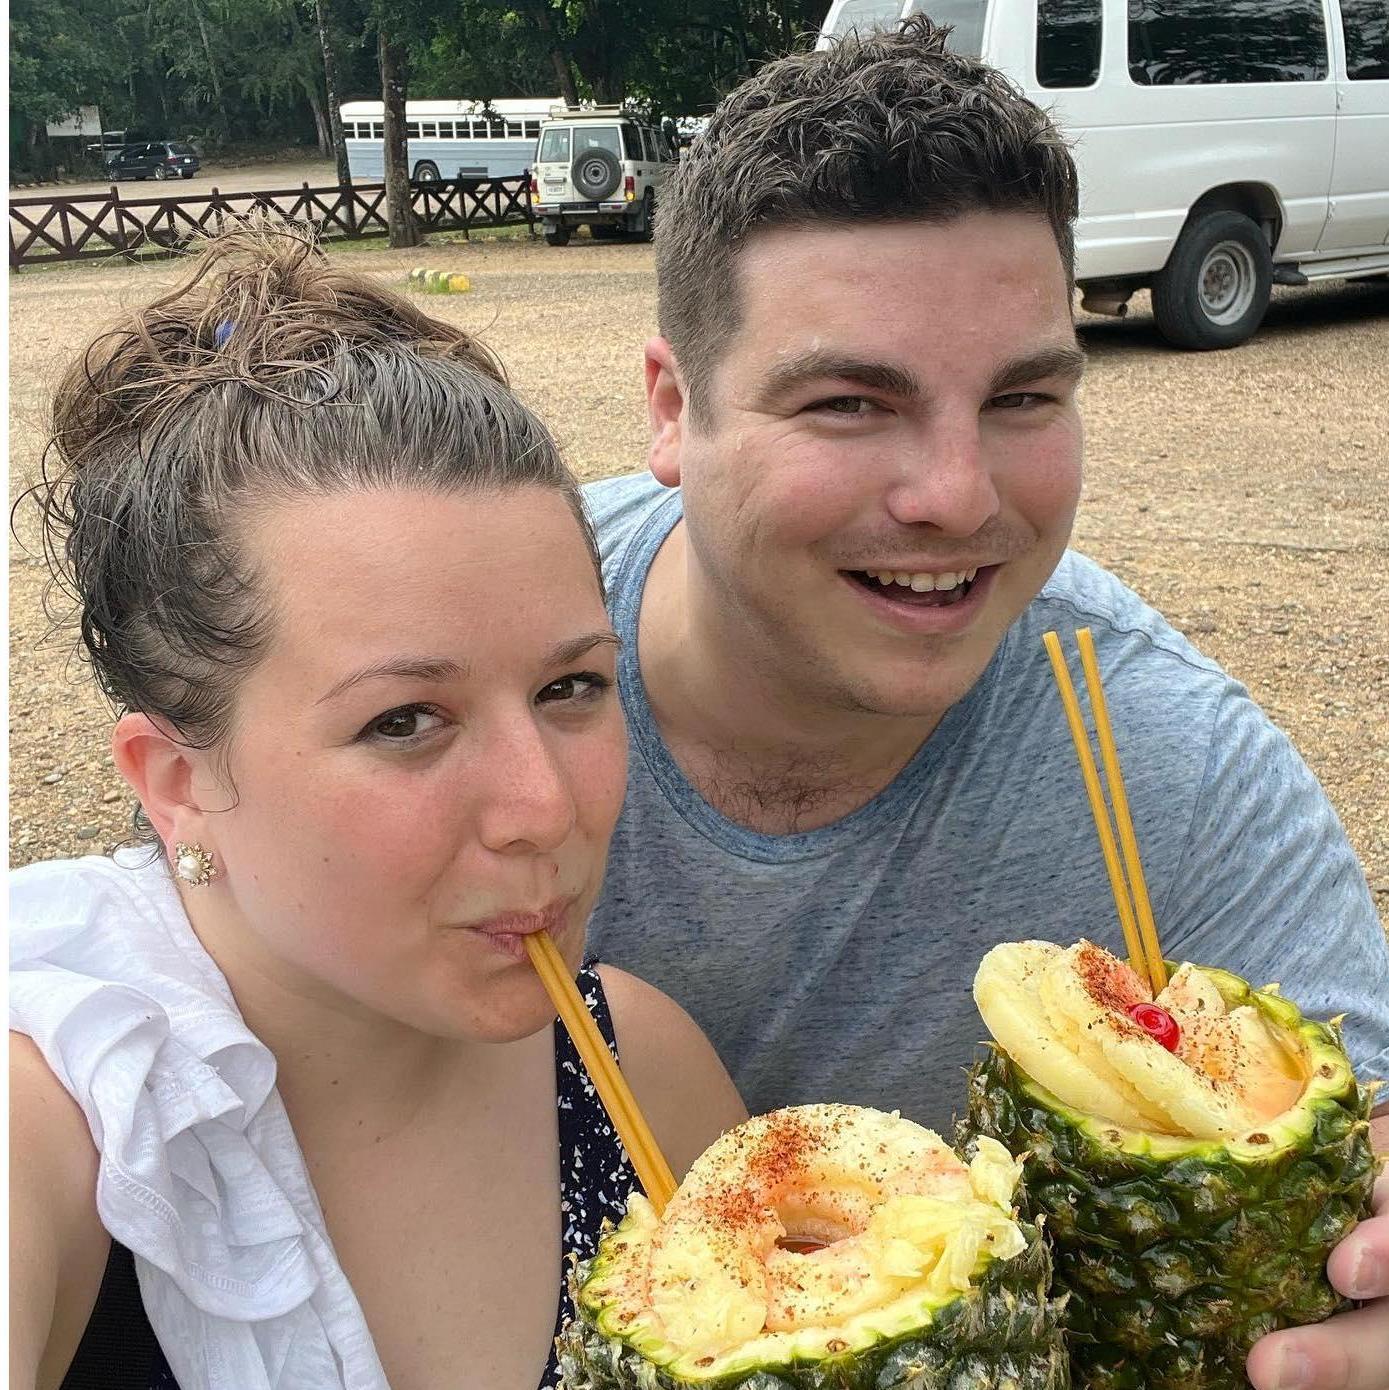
left=475, top=720, right=577, bottom=856
left=884, top=418, right=1001, bottom=536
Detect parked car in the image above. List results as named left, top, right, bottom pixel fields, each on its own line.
left=818, top=0, right=1389, bottom=349
left=107, top=141, right=201, bottom=182
left=530, top=107, right=678, bottom=245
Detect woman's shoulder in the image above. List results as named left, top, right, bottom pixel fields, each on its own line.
left=592, top=965, right=747, bottom=1177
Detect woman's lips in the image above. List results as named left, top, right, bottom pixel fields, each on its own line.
left=461, top=900, right=572, bottom=959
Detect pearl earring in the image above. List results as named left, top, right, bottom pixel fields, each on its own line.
left=173, top=842, right=218, bottom=887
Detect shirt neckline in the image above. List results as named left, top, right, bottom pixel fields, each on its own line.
left=609, top=488, right=1009, bottom=864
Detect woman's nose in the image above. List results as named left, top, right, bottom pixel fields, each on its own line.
left=884, top=420, right=1001, bottom=536
left=475, top=721, right=577, bottom=855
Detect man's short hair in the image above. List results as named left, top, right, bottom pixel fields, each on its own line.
left=655, top=18, right=1081, bottom=423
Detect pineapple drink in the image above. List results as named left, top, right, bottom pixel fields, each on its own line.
left=558, top=1104, right=1069, bottom=1389
left=960, top=940, right=1378, bottom=1390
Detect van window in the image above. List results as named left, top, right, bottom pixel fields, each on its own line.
left=1128, top=0, right=1328, bottom=85
left=1339, top=0, right=1389, bottom=79
left=908, top=1, right=988, bottom=56
left=538, top=127, right=571, bottom=163
left=829, top=0, right=905, bottom=40
left=1037, top=0, right=1103, bottom=87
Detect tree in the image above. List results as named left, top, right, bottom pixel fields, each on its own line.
left=313, top=0, right=352, bottom=180
left=378, top=26, right=421, bottom=247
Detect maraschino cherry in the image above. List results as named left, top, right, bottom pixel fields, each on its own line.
left=1127, top=1002, right=1181, bottom=1052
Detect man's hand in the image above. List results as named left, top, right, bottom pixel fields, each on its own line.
left=1247, top=1171, right=1389, bottom=1390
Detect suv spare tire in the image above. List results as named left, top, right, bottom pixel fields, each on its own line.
left=571, top=146, right=621, bottom=201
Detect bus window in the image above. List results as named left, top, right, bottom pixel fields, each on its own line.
left=539, top=127, right=572, bottom=163
left=406, top=122, right=421, bottom=138
left=525, top=120, right=541, bottom=137
left=1037, top=0, right=1103, bottom=87
left=1128, top=0, right=1328, bottom=85
left=1340, top=0, right=1389, bottom=79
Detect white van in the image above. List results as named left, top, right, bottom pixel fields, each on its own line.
left=818, top=0, right=1389, bottom=347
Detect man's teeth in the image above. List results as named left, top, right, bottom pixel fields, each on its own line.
left=864, top=568, right=979, bottom=592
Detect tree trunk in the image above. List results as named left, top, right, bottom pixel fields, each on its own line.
left=315, top=0, right=351, bottom=184
left=306, top=85, right=331, bottom=157
left=529, top=1, right=579, bottom=107
left=379, top=28, right=420, bottom=249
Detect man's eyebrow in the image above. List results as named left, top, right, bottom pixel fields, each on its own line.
left=987, top=345, right=1087, bottom=397
left=756, top=351, right=922, bottom=404
left=315, top=632, right=620, bottom=705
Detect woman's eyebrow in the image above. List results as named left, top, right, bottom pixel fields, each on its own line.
left=543, top=632, right=622, bottom=666
left=316, top=633, right=620, bottom=705
left=316, top=657, right=465, bottom=705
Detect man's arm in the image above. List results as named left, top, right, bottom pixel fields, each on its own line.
left=1157, top=688, right=1389, bottom=1085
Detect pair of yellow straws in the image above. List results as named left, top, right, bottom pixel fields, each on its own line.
left=1043, top=628, right=1169, bottom=995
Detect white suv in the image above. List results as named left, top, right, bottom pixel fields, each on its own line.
left=531, top=108, right=678, bottom=246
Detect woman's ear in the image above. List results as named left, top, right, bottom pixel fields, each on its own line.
left=111, top=713, right=213, bottom=854
left=644, top=336, right=687, bottom=488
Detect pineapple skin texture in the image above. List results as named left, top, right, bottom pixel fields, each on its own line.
left=959, top=1044, right=1376, bottom=1390
left=556, top=1215, right=1070, bottom=1390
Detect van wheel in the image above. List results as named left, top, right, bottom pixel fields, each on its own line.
left=545, top=226, right=571, bottom=247
left=1152, top=211, right=1272, bottom=349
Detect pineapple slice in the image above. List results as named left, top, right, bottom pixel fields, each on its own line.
left=559, top=1106, right=1068, bottom=1389
left=974, top=941, right=1309, bottom=1139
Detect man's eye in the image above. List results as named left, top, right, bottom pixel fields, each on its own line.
left=812, top=396, right=876, bottom=415
left=537, top=672, right=612, bottom=704
left=989, top=392, right=1050, bottom=410
left=361, top=704, right=445, bottom=742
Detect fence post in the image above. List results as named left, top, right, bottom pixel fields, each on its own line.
left=110, top=184, right=133, bottom=261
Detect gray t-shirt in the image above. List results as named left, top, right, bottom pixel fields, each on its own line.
left=584, top=472, right=1389, bottom=1131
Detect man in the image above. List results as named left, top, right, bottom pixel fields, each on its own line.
left=584, top=20, right=1389, bottom=1390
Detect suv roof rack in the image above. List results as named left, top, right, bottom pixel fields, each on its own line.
left=546, top=104, right=627, bottom=121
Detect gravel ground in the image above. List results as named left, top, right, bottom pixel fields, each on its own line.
left=10, top=156, right=341, bottom=201
left=9, top=233, right=1388, bottom=934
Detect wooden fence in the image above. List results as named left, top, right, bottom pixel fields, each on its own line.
left=8, top=175, right=535, bottom=269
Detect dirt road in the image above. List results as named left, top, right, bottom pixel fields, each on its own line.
left=9, top=236, right=1388, bottom=932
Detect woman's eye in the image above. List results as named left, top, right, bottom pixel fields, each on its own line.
left=537, top=671, right=612, bottom=705
left=361, top=704, right=445, bottom=742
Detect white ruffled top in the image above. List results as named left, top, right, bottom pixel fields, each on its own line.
left=9, top=848, right=391, bottom=1390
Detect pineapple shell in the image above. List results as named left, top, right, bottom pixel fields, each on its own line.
left=958, top=971, right=1376, bottom=1390
left=557, top=1206, right=1069, bottom=1390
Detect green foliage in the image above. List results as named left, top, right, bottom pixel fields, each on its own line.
left=9, top=0, right=829, bottom=175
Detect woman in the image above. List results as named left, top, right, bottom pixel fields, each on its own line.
left=10, top=224, right=746, bottom=1390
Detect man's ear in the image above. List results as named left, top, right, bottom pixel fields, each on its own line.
left=111, top=713, right=216, bottom=855
left=644, top=336, right=687, bottom=488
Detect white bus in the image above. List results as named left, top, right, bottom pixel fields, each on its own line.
left=818, top=0, right=1389, bottom=347
left=340, top=97, right=560, bottom=184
